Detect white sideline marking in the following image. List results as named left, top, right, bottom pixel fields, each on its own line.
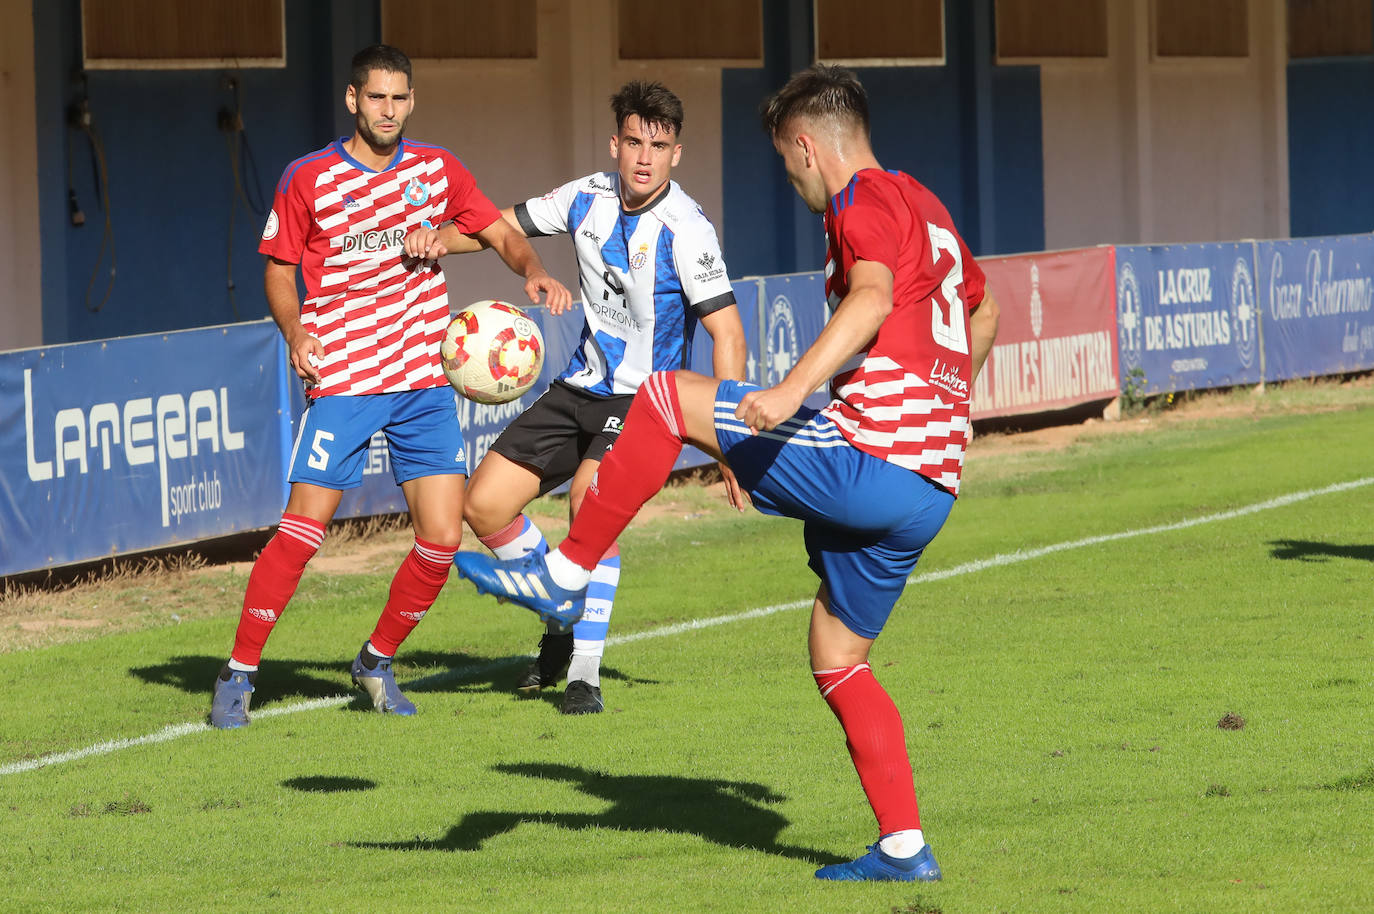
left=4, top=475, right=1369, bottom=778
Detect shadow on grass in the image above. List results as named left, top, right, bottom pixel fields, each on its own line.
left=128, top=652, right=656, bottom=713
left=282, top=775, right=377, bottom=793
left=1269, top=539, right=1374, bottom=563
left=350, top=761, right=846, bottom=866
left=130, top=654, right=352, bottom=708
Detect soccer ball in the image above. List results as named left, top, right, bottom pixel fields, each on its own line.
left=441, top=300, right=544, bottom=404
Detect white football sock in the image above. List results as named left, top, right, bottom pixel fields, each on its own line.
left=544, top=548, right=592, bottom=591
left=879, top=829, right=925, bottom=858
left=226, top=658, right=258, bottom=673
left=567, top=652, right=601, bottom=686
left=489, top=515, right=547, bottom=561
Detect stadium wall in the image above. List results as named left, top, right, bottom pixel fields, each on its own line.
left=0, top=0, right=41, bottom=351
left=31, top=0, right=369, bottom=346
left=1287, top=57, right=1374, bottom=239
left=13, top=0, right=1372, bottom=351
left=1039, top=0, right=1289, bottom=250
left=720, top=0, right=1046, bottom=277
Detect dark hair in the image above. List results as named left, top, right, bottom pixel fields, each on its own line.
left=350, top=45, right=413, bottom=92
left=610, top=80, right=684, bottom=136
left=760, top=64, right=869, bottom=137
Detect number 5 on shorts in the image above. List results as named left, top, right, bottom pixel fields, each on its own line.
left=307, top=430, right=335, bottom=471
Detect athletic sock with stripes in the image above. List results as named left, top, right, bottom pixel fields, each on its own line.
left=476, top=513, right=548, bottom=561
left=368, top=538, right=459, bottom=656
left=560, top=371, right=685, bottom=570
left=568, top=545, right=619, bottom=686
left=230, top=513, right=325, bottom=667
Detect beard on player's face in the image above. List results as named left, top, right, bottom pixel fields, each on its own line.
left=358, top=111, right=406, bottom=150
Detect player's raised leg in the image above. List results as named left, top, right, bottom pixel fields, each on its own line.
left=454, top=370, right=723, bottom=608
left=462, top=451, right=577, bottom=687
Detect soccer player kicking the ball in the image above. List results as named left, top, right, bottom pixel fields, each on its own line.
left=453, top=64, right=999, bottom=882
left=405, top=81, right=747, bottom=715
left=209, top=45, right=569, bottom=729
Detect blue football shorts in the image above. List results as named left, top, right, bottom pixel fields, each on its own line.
left=288, top=387, right=468, bottom=489
left=713, top=380, right=955, bottom=639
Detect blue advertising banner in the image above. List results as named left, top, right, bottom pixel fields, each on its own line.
left=1255, top=234, right=1374, bottom=382
left=1114, top=244, right=1262, bottom=395
left=675, top=278, right=764, bottom=470
left=760, top=272, right=829, bottom=409
left=0, top=321, right=289, bottom=576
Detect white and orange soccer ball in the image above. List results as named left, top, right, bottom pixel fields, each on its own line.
left=441, top=300, right=544, bottom=404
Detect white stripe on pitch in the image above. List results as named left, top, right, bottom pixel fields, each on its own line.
left=4, top=475, right=1369, bottom=778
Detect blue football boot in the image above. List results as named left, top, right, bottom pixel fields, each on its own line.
left=350, top=645, right=417, bottom=715
left=815, top=843, right=942, bottom=882
left=454, top=550, right=585, bottom=630
left=210, top=667, right=255, bottom=729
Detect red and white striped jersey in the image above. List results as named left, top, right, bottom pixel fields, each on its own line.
left=819, top=169, right=987, bottom=495
left=260, top=138, right=501, bottom=398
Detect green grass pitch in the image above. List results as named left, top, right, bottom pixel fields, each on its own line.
left=2, top=389, right=1373, bottom=913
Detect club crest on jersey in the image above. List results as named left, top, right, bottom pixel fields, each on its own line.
left=403, top=177, right=430, bottom=207
left=262, top=209, right=279, bottom=240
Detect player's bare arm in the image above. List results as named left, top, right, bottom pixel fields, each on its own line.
left=264, top=256, right=323, bottom=385
left=402, top=206, right=525, bottom=260
left=968, top=290, right=1000, bottom=382
left=473, top=215, right=574, bottom=315
left=736, top=259, right=893, bottom=433
left=700, top=305, right=752, bottom=509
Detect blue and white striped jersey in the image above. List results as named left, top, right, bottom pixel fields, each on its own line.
left=515, top=172, right=736, bottom=396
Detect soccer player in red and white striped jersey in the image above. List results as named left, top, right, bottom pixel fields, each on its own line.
left=209, top=45, right=570, bottom=729
left=453, top=64, right=1000, bottom=882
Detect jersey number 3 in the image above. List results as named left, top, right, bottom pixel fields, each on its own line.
left=927, top=223, right=969, bottom=355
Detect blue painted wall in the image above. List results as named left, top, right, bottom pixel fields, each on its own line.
left=34, top=0, right=380, bottom=344
left=1287, top=58, right=1374, bottom=239
left=721, top=0, right=1044, bottom=279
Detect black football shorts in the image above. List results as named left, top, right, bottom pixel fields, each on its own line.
left=489, top=381, right=634, bottom=495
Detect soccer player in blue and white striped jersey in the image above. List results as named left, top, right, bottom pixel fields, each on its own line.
left=406, top=81, right=748, bottom=714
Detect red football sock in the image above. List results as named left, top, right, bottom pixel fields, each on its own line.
left=368, top=538, right=458, bottom=656
left=231, top=513, right=325, bottom=666
left=814, top=663, right=921, bottom=836
left=562, top=371, right=685, bottom=569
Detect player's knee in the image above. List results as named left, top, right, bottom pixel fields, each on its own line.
left=416, top=526, right=462, bottom=550
left=634, top=371, right=685, bottom=433
left=463, top=490, right=511, bottom=538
